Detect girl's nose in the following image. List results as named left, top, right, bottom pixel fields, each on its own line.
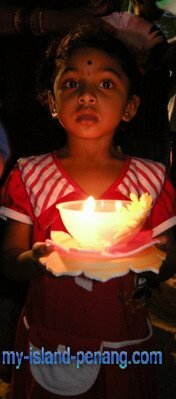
left=78, top=88, right=96, bottom=105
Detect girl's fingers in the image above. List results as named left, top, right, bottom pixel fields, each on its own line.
left=32, top=242, right=52, bottom=262
left=155, top=235, right=167, bottom=248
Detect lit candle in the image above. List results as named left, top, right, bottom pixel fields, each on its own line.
left=56, top=193, right=153, bottom=250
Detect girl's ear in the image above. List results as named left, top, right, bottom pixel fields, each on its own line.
left=122, top=95, right=140, bottom=122
left=48, top=91, right=58, bottom=118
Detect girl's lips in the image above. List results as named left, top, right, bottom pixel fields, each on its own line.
left=76, top=114, right=99, bottom=123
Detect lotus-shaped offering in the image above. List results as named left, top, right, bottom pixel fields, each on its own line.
left=56, top=193, right=153, bottom=250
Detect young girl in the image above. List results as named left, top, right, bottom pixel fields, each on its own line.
left=1, top=25, right=176, bottom=399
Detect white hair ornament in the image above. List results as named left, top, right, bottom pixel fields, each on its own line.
left=102, top=12, right=163, bottom=66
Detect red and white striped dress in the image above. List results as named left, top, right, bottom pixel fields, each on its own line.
left=1, top=152, right=176, bottom=399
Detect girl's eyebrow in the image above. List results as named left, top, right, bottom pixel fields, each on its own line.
left=99, top=67, right=121, bottom=79
left=61, top=67, right=77, bottom=76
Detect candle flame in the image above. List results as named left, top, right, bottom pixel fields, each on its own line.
left=83, top=196, right=95, bottom=213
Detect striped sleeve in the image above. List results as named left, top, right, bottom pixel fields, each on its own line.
left=148, top=177, right=176, bottom=236
left=18, top=153, right=75, bottom=217
left=117, top=157, right=176, bottom=235
left=0, top=165, right=34, bottom=224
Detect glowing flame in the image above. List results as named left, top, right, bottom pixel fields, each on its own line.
left=83, top=196, right=96, bottom=214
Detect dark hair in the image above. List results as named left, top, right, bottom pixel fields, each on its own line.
left=36, top=24, right=142, bottom=108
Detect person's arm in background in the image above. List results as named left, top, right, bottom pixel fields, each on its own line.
left=0, top=3, right=110, bottom=35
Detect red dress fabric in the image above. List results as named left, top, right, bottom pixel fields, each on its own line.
left=1, top=152, right=176, bottom=398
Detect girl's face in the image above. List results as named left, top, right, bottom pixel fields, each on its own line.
left=50, top=47, right=139, bottom=141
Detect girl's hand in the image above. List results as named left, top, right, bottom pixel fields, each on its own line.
left=140, top=229, right=176, bottom=287
left=32, top=242, right=53, bottom=270
left=155, top=234, right=168, bottom=248
left=151, top=229, right=176, bottom=283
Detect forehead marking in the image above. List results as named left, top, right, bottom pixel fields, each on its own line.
left=87, top=60, right=92, bottom=65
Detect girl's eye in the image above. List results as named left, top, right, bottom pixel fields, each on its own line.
left=64, top=80, right=79, bottom=88
left=99, top=80, right=113, bottom=89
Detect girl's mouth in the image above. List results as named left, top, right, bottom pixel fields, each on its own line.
left=76, top=113, right=99, bottom=123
